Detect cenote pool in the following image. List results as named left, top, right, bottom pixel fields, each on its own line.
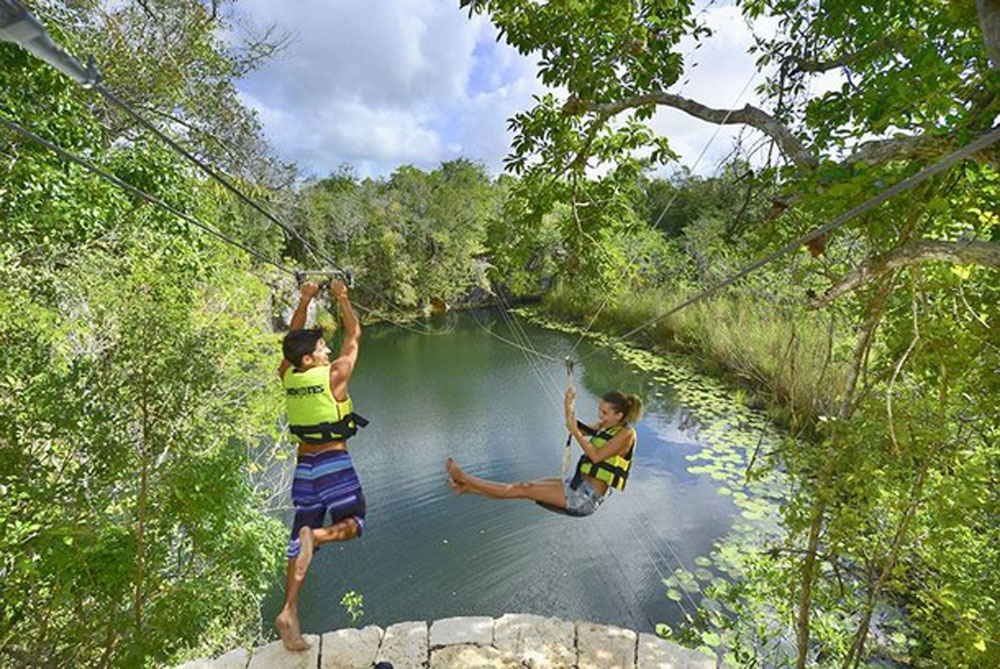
left=262, top=308, right=784, bottom=636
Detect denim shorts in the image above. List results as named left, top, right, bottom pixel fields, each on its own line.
left=563, top=474, right=605, bottom=516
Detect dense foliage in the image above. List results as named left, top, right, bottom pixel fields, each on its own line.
left=1, top=2, right=290, bottom=666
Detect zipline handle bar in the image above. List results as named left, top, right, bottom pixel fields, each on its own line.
left=295, top=268, right=355, bottom=290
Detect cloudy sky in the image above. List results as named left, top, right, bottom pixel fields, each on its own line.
left=232, top=0, right=787, bottom=180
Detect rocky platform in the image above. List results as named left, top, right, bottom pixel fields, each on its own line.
left=176, top=613, right=720, bottom=668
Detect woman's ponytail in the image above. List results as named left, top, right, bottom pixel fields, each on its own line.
left=624, top=393, right=643, bottom=424
left=602, top=390, right=644, bottom=425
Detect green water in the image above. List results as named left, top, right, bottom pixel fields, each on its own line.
left=262, top=309, right=755, bottom=634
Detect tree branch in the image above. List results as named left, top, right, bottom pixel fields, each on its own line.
left=784, top=36, right=898, bottom=74
left=809, top=240, right=1000, bottom=307
left=580, top=92, right=819, bottom=169
left=843, top=134, right=953, bottom=167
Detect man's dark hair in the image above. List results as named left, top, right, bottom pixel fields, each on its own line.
left=282, top=328, right=324, bottom=368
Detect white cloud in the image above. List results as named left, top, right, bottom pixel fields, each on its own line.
left=232, top=0, right=790, bottom=179
left=232, top=0, right=543, bottom=177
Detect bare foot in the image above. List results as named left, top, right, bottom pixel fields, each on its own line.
left=447, top=476, right=469, bottom=495
left=445, top=457, right=467, bottom=484
left=295, top=526, right=314, bottom=580
left=275, top=609, right=310, bottom=651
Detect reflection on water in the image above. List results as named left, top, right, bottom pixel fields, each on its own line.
left=262, top=309, right=744, bottom=634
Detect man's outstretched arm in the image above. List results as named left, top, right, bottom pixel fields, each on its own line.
left=277, top=282, right=319, bottom=379
left=329, top=280, right=360, bottom=397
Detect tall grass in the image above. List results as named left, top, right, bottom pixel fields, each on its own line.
left=543, top=283, right=848, bottom=425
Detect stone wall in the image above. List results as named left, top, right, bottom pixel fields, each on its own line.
left=175, top=613, right=719, bottom=669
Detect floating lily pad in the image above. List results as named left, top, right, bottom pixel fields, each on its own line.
left=701, top=631, right=722, bottom=647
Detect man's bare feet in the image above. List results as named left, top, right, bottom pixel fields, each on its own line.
left=275, top=609, right=310, bottom=651
left=295, top=526, right=314, bottom=580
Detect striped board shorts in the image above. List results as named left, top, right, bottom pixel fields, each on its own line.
left=287, top=449, right=367, bottom=559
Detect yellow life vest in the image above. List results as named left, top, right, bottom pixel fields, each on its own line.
left=571, top=422, right=636, bottom=491
left=282, top=365, right=368, bottom=445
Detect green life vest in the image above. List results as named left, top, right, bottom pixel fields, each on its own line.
left=571, top=422, right=636, bottom=492
left=282, top=365, right=368, bottom=445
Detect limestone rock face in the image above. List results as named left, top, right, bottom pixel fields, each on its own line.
left=577, top=621, right=638, bottom=669
left=172, top=659, right=215, bottom=669
left=429, top=644, right=521, bottom=669
left=429, top=616, right=495, bottom=648
left=637, top=633, right=716, bottom=668
left=247, top=634, right=320, bottom=669
left=493, top=613, right=575, bottom=668
left=376, top=620, right=429, bottom=669
left=211, top=648, right=249, bottom=669
left=321, top=625, right=384, bottom=669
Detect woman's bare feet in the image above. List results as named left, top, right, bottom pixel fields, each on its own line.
left=275, top=609, right=310, bottom=651
left=446, top=458, right=470, bottom=494
left=295, top=526, right=314, bottom=580
left=447, top=476, right=469, bottom=495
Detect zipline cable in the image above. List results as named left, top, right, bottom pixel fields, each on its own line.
left=468, top=311, right=563, bottom=363
left=493, top=288, right=564, bottom=388
left=0, top=113, right=300, bottom=277
left=625, top=515, right=697, bottom=620
left=95, top=85, right=345, bottom=277
left=468, top=309, right=563, bottom=412
left=575, top=122, right=1000, bottom=363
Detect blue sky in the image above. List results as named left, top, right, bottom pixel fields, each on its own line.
left=231, top=1, right=819, bottom=180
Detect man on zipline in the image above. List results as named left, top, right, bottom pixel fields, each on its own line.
left=274, top=279, right=368, bottom=651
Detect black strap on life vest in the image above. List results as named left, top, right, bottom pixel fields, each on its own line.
left=569, top=431, right=635, bottom=491
left=290, top=412, right=369, bottom=445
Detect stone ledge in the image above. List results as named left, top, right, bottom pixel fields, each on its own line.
left=429, top=616, right=494, bottom=648
left=175, top=614, right=721, bottom=668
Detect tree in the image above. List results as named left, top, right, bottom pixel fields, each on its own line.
left=1, top=2, right=296, bottom=665
left=461, top=1, right=1000, bottom=665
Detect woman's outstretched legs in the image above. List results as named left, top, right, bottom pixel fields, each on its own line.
left=446, top=457, right=567, bottom=509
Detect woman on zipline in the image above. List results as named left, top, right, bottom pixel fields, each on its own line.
left=445, top=385, right=642, bottom=516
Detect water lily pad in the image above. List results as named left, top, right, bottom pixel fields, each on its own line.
left=681, top=579, right=701, bottom=594
left=701, top=631, right=722, bottom=647
left=700, top=596, right=723, bottom=613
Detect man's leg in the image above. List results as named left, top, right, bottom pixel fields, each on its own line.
left=276, top=508, right=322, bottom=651
left=314, top=491, right=366, bottom=546
left=446, top=458, right=567, bottom=508
left=276, top=557, right=309, bottom=651
left=313, top=517, right=360, bottom=544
